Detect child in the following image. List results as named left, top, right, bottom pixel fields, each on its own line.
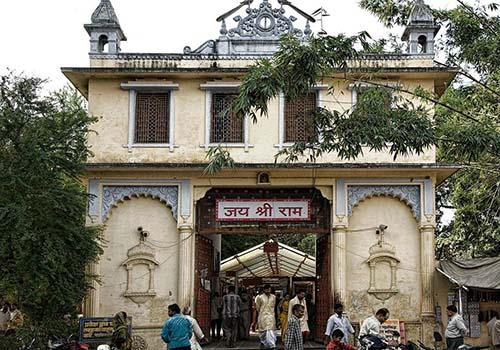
left=327, top=329, right=356, bottom=350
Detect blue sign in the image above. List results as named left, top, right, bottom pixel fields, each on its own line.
left=79, top=317, right=132, bottom=343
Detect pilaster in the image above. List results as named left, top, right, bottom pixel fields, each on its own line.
left=178, top=224, right=195, bottom=308
left=420, top=223, right=436, bottom=318
left=333, top=224, right=348, bottom=304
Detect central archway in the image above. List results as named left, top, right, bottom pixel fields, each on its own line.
left=194, top=188, right=332, bottom=343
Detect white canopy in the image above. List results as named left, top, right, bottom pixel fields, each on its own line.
left=220, top=240, right=316, bottom=278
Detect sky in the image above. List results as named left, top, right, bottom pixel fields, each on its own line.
left=0, top=0, right=457, bottom=92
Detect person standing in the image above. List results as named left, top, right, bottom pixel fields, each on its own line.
left=325, top=303, right=355, bottom=344
left=0, top=302, right=11, bottom=334
left=111, top=311, right=131, bottom=350
left=211, top=292, right=222, bottom=340
left=255, top=285, right=277, bottom=350
left=278, top=294, right=291, bottom=337
left=182, top=306, right=206, bottom=350
left=161, top=304, right=193, bottom=350
left=487, top=311, right=500, bottom=350
left=288, top=291, right=309, bottom=340
left=222, top=286, right=241, bottom=348
left=445, top=305, right=468, bottom=350
left=284, top=304, right=305, bottom=350
left=359, top=308, right=390, bottom=339
left=239, top=289, right=252, bottom=340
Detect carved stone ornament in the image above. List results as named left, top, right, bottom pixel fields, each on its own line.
left=366, top=240, right=400, bottom=301
left=131, top=335, right=148, bottom=350
left=122, top=239, right=159, bottom=304
left=226, top=0, right=309, bottom=38
left=348, top=185, right=421, bottom=219
left=102, top=186, right=178, bottom=222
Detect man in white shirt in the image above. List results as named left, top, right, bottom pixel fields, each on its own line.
left=325, top=303, right=355, bottom=344
left=445, top=305, right=468, bottom=350
left=487, top=311, right=500, bottom=350
left=288, top=290, right=310, bottom=340
left=359, top=308, right=390, bottom=339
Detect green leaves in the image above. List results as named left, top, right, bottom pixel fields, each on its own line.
left=203, top=146, right=236, bottom=175
left=0, top=72, right=102, bottom=344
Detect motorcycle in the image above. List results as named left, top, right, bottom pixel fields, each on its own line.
left=48, top=335, right=89, bottom=350
left=19, top=338, right=36, bottom=350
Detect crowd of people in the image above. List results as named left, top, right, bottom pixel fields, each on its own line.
left=159, top=289, right=500, bottom=350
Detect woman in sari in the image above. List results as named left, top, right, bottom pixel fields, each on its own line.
left=111, top=311, right=131, bottom=350
left=278, top=294, right=291, bottom=337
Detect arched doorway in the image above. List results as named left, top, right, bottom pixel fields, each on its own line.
left=194, top=188, right=332, bottom=343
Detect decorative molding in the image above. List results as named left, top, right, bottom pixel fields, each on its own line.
left=193, top=186, right=212, bottom=203
left=348, top=185, right=421, bottom=219
left=225, top=0, right=308, bottom=39
left=122, top=238, right=160, bottom=305
left=102, top=185, right=178, bottom=222
left=131, top=335, right=148, bottom=350
left=366, top=240, right=400, bottom=301
left=315, top=186, right=333, bottom=202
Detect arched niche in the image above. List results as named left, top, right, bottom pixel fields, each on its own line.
left=348, top=185, right=421, bottom=220
left=366, top=241, right=400, bottom=301
left=122, top=239, right=159, bottom=304
left=101, top=185, right=178, bottom=222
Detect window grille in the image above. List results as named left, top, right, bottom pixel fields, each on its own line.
left=211, top=93, right=243, bottom=143
left=135, top=92, right=170, bottom=143
left=284, top=92, right=317, bottom=142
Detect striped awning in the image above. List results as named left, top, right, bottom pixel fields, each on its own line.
left=220, top=240, right=316, bottom=278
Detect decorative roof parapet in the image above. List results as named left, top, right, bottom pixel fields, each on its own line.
left=184, top=0, right=313, bottom=56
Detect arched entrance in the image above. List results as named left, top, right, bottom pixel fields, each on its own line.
left=194, top=188, right=332, bottom=343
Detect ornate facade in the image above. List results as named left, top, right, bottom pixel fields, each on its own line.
left=64, top=0, right=459, bottom=348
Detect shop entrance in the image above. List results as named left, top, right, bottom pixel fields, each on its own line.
left=194, top=188, right=332, bottom=344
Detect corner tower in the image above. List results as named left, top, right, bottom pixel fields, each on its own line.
left=84, top=0, right=126, bottom=55
left=402, top=0, right=440, bottom=55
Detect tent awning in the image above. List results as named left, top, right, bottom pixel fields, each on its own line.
left=220, top=240, right=316, bottom=278
left=437, top=257, right=500, bottom=290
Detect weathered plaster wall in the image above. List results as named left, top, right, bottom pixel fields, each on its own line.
left=86, top=77, right=436, bottom=164
left=346, top=197, right=422, bottom=338
left=99, top=197, right=178, bottom=350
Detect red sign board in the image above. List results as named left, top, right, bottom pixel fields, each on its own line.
left=216, top=199, right=311, bottom=221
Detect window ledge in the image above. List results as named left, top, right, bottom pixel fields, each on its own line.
left=123, top=144, right=179, bottom=152
left=200, top=143, right=254, bottom=148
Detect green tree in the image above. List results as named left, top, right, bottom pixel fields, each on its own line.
left=208, top=1, right=500, bottom=258
left=360, top=0, right=500, bottom=258
left=0, top=72, right=102, bottom=346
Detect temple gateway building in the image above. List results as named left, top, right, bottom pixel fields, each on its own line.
left=63, top=0, right=472, bottom=349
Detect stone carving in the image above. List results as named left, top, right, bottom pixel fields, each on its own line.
left=131, top=335, right=148, bottom=350
left=102, top=186, right=178, bottom=222
left=348, top=185, right=421, bottom=219
left=366, top=238, right=400, bottom=301
left=408, top=0, right=434, bottom=24
left=122, top=233, right=159, bottom=305
left=90, top=0, right=120, bottom=25
left=225, top=0, right=306, bottom=38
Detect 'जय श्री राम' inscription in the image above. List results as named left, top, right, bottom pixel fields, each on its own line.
left=216, top=199, right=310, bottom=221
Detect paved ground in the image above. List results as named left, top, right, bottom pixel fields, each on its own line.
left=202, top=334, right=325, bottom=350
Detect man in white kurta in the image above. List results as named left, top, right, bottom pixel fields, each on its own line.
left=288, top=291, right=310, bottom=337
left=255, top=285, right=277, bottom=349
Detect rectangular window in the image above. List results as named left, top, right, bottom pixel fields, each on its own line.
left=284, top=92, right=317, bottom=143
left=352, top=85, right=393, bottom=109
left=134, top=92, right=170, bottom=143
left=210, top=93, right=244, bottom=143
